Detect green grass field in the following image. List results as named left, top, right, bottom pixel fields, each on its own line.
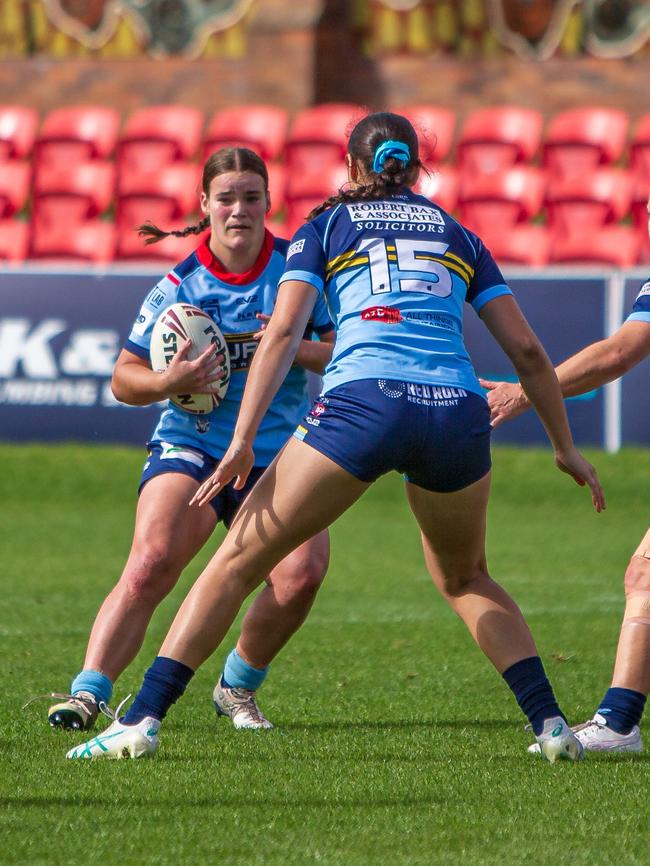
left=1, top=444, right=649, bottom=866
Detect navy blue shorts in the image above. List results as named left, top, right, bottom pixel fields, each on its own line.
left=293, top=379, right=491, bottom=493
left=139, top=441, right=266, bottom=528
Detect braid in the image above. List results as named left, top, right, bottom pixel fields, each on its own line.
left=138, top=216, right=210, bottom=246
left=308, top=156, right=418, bottom=221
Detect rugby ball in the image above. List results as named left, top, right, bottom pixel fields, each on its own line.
left=150, top=303, right=230, bottom=415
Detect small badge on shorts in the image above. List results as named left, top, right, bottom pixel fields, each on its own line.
left=377, top=380, right=406, bottom=398
left=293, top=425, right=309, bottom=441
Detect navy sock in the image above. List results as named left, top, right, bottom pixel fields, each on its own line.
left=122, top=656, right=194, bottom=725
left=597, top=687, right=646, bottom=734
left=502, top=656, right=565, bottom=736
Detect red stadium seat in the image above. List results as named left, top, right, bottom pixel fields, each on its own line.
left=116, top=227, right=201, bottom=262
left=118, top=106, right=204, bottom=173
left=545, top=168, right=633, bottom=234
left=32, top=162, right=115, bottom=226
left=0, top=161, right=31, bottom=217
left=265, top=218, right=289, bottom=240
left=456, top=106, right=543, bottom=176
left=116, top=163, right=201, bottom=233
left=631, top=183, right=650, bottom=263
left=0, top=219, right=29, bottom=262
left=203, top=105, right=289, bottom=162
left=36, top=106, right=120, bottom=170
left=30, top=220, right=116, bottom=263
left=286, top=103, right=364, bottom=173
left=481, top=225, right=551, bottom=267
left=0, top=106, right=38, bottom=160
left=549, top=226, right=640, bottom=267
left=414, top=167, right=459, bottom=214
left=285, top=163, right=349, bottom=235
left=398, top=105, right=456, bottom=164
left=267, top=163, right=287, bottom=221
left=630, top=114, right=650, bottom=183
left=543, top=107, right=629, bottom=180
left=458, top=167, right=546, bottom=235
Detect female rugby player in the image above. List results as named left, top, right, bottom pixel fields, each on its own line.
left=67, top=114, right=604, bottom=763
left=40, top=147, right=334, bottom=734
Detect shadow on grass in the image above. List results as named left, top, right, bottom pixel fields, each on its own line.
left=0, top=793, right=444, bottom=809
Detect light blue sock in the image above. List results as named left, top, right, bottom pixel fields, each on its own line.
left=222, top=649, right=268, bottom=691
left=70, top=670, right=113, bottom=705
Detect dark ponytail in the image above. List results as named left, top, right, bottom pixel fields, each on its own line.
left=308, top=112, right=422, bottom=220
left=138, top=147, right=269, bottom=245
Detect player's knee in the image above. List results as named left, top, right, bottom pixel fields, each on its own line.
left=441, top=561, right=488, bottom=598
left=624, top=554, right=650, bottom=596
left=273, top=551, right=328, bottom=602
left=121, top=545, right=181, bottom=604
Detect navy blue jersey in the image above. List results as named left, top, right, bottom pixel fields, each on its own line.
left=627, top=277, right=650, bottom=324
left=126, top=231, right=334, bottom=464
left=280, top=189, right=511, bottom=397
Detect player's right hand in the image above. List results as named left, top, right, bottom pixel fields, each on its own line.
left=190, top=438, right=255, bottom=506
left=163, top=341, right=226, bottom=395
left=479, top=379, right=530, bottom=428
left=554, top=446, right=606, bottom=513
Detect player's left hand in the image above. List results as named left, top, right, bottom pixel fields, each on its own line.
left=479, top=379, right=530, bottom=428
left=554, top=446, right=606, bottom=513
left=190, top=438, right=255, bottom=506
left=252, top=313, right=272, bottom=342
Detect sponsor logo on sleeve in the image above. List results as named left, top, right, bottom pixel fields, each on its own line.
left=287, top=239, right=305, bottom=259
left=638, top=282, right=650, bottom=298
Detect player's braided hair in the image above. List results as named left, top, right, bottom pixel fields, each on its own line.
left=138, top=147, right=269, bottom=245
left=308, top=112, right=423, bottom=221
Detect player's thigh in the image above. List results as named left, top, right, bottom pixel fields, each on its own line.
left=405, top=471, right=491, bottom=591
left=223, top=438, right=368, bottom=576
left=131, top=472, right=218, bottom=564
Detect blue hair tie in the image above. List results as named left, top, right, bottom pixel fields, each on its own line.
left=372, top=140, right=411, bottom=173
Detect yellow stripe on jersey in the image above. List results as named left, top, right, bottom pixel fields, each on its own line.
left=327, top=255, right=369, bottom=278
left=327, top=248, right=361, bottom=270
left=444, top=251, right=474, bottom=280
left=224, top=331, right=256, bottom=341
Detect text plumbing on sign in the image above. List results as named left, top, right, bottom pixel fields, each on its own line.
left=0, top=317, right=121, bottom=407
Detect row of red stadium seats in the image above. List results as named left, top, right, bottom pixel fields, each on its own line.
left=2, top=103, right=650, bottom=180
left=1, top=161, right=648, bottom=262
left=0, top=217, right=645, bottom=268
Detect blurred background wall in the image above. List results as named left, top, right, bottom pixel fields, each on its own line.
left=0, top=1, right=648, bottom=117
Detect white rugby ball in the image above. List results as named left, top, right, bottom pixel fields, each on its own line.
left=150, top=302, right=230, bottom=415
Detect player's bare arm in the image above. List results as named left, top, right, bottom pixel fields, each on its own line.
left=253, top=312, right=335, bottom=374
left=481, top=320, right=650, bottom=428
left=111, top=343, right=226, bottom=406
left=480, top=294, right=605, bottom=512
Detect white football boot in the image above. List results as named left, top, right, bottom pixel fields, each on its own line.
left=527, top=716, right=584, bottom=762
left=66, top=716, right=160, bottom=760
left=213, top=678, right=273, bottom=729
left=571, top=713, right=643, bottom=753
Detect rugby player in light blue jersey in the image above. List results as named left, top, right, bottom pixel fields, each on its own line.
left=67, top=113, right=604, bottom=763
left=42, top=147, right=335, bottom=734
left=483, top=220, right=650, bottom=753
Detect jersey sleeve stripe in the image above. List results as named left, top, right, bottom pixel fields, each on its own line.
left=125, top=339, right=150, bottom=360
left=627, top=312, right=650, bottom=324
left=470, top=284, right=512, bottom=313
left=167, top=271, right=180, bottom=286
left=279, top=269, right=324, bottom=293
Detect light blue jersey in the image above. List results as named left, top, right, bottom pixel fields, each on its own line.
left=627, top=277, right=650, bottom=324
left=280, top=189, right=511, bottom=397
left=126, top=231, right=334, bottom=465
